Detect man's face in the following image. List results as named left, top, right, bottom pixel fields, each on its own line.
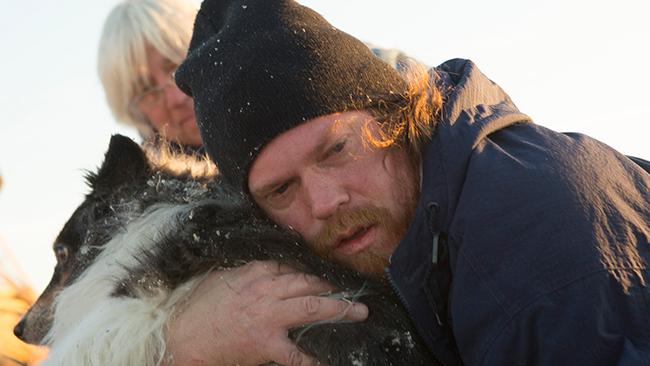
left=248, top=111, right=419, bottom=275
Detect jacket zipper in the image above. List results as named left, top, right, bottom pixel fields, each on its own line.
left=385, top=267, right=446, bottom=366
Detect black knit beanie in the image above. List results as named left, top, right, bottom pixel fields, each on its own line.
left=175, top=0, right=407, bottom=190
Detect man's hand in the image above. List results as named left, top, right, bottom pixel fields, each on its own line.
left=165, top=260, right=369, bottom=365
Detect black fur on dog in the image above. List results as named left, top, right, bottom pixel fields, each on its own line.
left=16, top=135, right=437, bottom=365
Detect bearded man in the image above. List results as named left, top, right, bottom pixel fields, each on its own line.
left=166, top=0, right=650, bottom=364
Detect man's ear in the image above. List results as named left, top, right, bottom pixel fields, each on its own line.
left=90, top=135, right=150, bottom=191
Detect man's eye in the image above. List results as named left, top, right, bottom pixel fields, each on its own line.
left=263, top=181, right=294, bottom=209
left=272, top=183, right=289, bottom=196
left=325, top=140, right=346, bottom=158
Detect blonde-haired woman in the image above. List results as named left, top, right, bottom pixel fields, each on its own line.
left=98, top=0, right=203, bottom=150
left=97, top=0, right=411, bottom=153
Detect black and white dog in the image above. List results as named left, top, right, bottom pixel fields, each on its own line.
left=14, top=135, right=435, bottom=365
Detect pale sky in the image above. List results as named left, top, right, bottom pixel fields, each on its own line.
left=1, top=0, right=649, bottom=291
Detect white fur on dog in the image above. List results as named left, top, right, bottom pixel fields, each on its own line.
left=42, top=203, right=203, bottom=366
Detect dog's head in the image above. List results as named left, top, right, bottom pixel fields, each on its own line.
left=14, top=135, right=153, bottom=344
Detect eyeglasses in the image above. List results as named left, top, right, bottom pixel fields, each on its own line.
left=129, top=68, right=176, bottom=116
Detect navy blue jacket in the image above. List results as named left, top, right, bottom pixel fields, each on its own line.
left=388, top=59, right=650, bottom=366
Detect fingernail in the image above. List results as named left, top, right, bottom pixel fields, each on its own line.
left=352, top=303, right=369, bottom=319
left=304, top=274, right=321, bottom=283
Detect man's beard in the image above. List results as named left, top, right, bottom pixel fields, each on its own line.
left=311, top=205, right=413, bottom=276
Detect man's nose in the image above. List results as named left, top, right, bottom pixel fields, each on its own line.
left=304, top=172, right=349, bottom=220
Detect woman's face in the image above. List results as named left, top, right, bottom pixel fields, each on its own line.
left=134, top=46, right=202, bottom=147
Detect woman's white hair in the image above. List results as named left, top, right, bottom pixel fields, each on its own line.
left=98, top=0, right=198, bottom=139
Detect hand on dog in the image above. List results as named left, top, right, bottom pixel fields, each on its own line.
left=165, top=260, right=369, bottom=365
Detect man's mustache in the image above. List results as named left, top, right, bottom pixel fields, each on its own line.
left=312, top=206, right=392, bottom=259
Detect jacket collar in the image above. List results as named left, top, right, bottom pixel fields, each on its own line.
left=387, top=59, right=532, bottom=364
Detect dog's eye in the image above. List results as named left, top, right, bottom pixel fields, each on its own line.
left=54, top=244, right=69, bottom=263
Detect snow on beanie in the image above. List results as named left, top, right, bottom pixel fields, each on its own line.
left=175, top=0, right=407, bottom=189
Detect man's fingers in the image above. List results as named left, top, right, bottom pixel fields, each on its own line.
left=252, top=271, right=338, bottom=299
left=264, top=338, right=321, bottom=366
left=231, top=261, right=338, bottom=298
left=277, top=295, right=369, bottom=328
left=237, top=260, right=299, bottom=277
left=265, top=260, right=302, bottom=276
left=217, top=261, right=299, bottom=292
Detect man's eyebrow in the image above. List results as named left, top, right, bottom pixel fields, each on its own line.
left=252, top=179, right=284, bottom=197
left=312, top=132, right=333, bottom=157
left=312, top=119, right=344, bottom=155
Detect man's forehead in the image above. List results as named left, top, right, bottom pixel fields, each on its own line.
left=330, top=113, right=363, bottom=133
left=268, top=111, right=362, bottom=147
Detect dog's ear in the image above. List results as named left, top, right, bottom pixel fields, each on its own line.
left=91, top=135, right=150, bottom=191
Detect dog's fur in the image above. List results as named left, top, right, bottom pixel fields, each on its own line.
left=15, top=135, right=436, bottom=365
